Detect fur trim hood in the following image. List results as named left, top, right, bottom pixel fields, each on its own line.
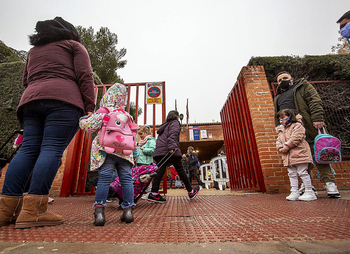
left=29, top=17, right=80, bottom=45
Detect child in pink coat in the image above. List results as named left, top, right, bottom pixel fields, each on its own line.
left=276, top=109, right=316, bottom=201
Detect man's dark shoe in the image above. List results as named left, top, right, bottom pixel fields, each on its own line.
left=188, top=185, right=200, bottom=200
left=147, top=193, right=166, bottom=203
left=93, top=206, right=105, bottom=226
left=120, top=207, right=134, bottom=223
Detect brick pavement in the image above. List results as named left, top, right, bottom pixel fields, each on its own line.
left=1, top=190, right=349, bottom=245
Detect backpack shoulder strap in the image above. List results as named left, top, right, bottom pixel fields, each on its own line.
left=95, top=107, right=110, bottom=114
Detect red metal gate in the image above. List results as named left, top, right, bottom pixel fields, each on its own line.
left=60, top=82, right=166, bottom=197
left=220, top=77, right=265, bottom=192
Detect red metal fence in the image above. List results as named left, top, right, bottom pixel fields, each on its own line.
left=220, top=77, right=266, bottom=192
left=60, top=82, right=166, bottom=197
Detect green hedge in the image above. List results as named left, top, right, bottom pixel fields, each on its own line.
left=248, top=54, right=350, bottom=84
left=0, top=61, right=25, bottom=159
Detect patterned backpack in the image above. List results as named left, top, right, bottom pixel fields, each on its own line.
left=314, top=128, right=341, bottom=164
left=110, top=163, right=158, bottom=202
left=96, top=107, right=139, bottom=155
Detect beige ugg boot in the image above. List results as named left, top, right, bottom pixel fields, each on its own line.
left=15, top=194, right=64, bottom=229
left=0, top=195, right=23, bottom=227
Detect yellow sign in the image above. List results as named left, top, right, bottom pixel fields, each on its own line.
left=147, top=98, right=162, bottom=104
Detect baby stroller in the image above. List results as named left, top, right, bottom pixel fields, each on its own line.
left=110, top=149, right=177, bottom=204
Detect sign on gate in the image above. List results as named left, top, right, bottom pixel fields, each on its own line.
left=146, top=82, right=163, bottom=104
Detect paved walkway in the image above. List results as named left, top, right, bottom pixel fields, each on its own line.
left=0, top=189, right=350, bottom=253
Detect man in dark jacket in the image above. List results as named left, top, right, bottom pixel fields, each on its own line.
left=273, top=71, right=340, bottom=198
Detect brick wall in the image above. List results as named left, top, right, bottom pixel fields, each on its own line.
left=0, top=165, right=7, bottom=192
left=239, top=66, right=350, bottom=193
left=179, top=123, right=223, bottom=142
left=50, top=149, right=67, bottom=196
left=240, top=66, right=289, bottom=193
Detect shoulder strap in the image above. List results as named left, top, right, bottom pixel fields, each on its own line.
left=318, top=127, right=327, bottom=135
left=95, top=107, right=110, bottom=114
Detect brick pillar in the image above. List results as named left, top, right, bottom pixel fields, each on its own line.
left=240, top=66, right=289, bottom=193
left=50, top=149, right=68, bottom=196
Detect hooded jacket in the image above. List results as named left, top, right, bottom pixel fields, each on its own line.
left=18, top=17, right=95, bottom=121
left=79, top=83, right=134, bottom=171
left=273, top=78, right=324, bottom=143
left=276, top=115, right=313, bottom=167
left=187, top=153, right=199, bottom=171
left=154, top=119, right=182, bottom=158
left=136, top=136, right=156, bottom=165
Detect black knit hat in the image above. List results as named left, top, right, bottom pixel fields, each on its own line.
left=29, top=17, right=80, bottom=45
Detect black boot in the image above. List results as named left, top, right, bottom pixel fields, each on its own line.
left=120, top=207, right=134, bottom=223
left=94, top=206, right=105, bottom=226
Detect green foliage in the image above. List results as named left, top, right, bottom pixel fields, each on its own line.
left=93, top=72, right=103, bottom=85
left=76, top=26, right=127, bottom=84
left=129, top=102, right=143, bottom=119
left=331, top=33, right=350, bottom=54
left=0, top=60, right=25, bottom=155
left=0, top=41, right=23, bottom=63
left=248, top=54, right=350, bottom=84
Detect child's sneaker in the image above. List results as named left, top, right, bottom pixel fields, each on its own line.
left=298, top=183, right=318, bottom=196
left=286, top=190, right=300, bottom=201
left=147, top=193, right=166, bottom=203
left=325, top=182, right=341, bottom=198
left=188, top=185, right=200, bottom=200
left=298, top=190, right=317, bottom=201
left=141, top=193, right=149, bottom=200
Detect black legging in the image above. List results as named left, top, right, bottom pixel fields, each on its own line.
left=189, top=166, right=201, bottom=185
left=151, top=155, right=192, bottom=192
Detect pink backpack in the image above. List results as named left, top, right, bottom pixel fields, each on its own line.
left=96, top=107, right=139, bottom=155
left=314, top=128, right=341, bottom=164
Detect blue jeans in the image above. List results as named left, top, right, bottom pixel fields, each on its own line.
left=94, top=154, right=135, bottom=208
left=2, top=100, right=81, bottom=196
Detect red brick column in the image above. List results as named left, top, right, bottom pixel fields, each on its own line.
left=240, top=66, right=289, bottom=193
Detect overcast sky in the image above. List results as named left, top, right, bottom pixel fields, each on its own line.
left=1, top=0, right=348, bottom=124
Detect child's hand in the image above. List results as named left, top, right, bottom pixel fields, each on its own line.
left=81, top=112, right=93, bottom=119
left=280, top=148, right=288, bottom=153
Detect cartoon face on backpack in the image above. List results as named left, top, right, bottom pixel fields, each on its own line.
left=98, top=107, right=139, bottom=155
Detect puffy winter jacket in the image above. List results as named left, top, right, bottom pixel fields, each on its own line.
left=136, top=137, right=156, bottom=165
left=274, top=78, right=324, bottom=143
left=154, top=120, right=182, bottom=158
left=276, top=115, right=313, bottom=167
left=19, top=40, right=95, bottom=120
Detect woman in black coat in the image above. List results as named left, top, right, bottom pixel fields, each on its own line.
left=147, top=110, right=200, bottom=203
